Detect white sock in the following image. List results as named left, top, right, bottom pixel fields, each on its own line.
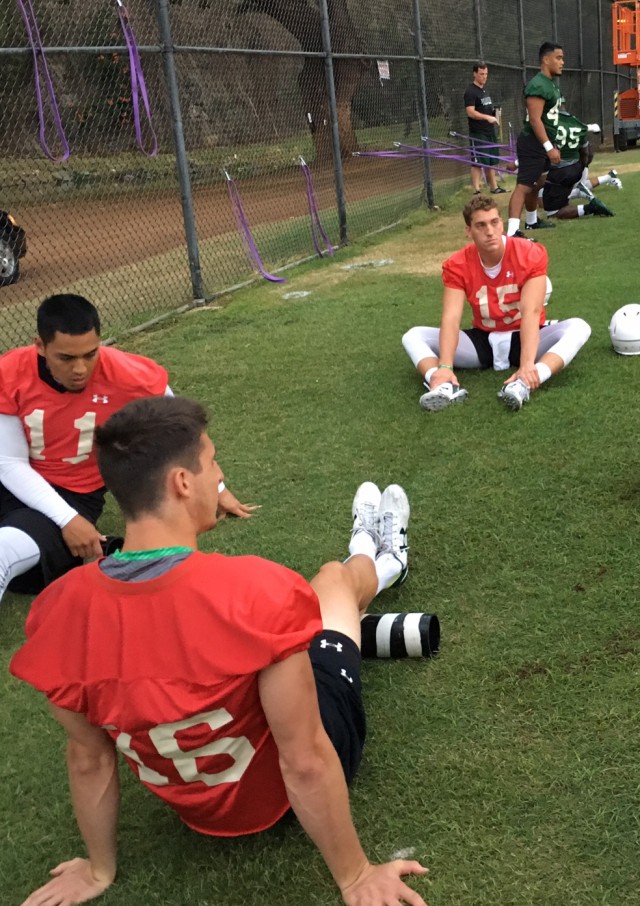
left=0, top=527, right=40, bottom=603
left=375, top=551, right=402, bottom=594
left=597, top=173, right=611, bottom=185
left=577, top=205, right=585, bottom=217
left=424, top=366, right=437, bottom=387
left=525, top=210, right=538, bottom=226
left=348, top=530, right=377, bottom=560
left=507, top=217, right=520, bottom=236
left=535, top=362, right=552, bottom=384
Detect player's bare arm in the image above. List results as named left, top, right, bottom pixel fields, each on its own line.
left=21, top=706, right=119, bottom=905
left=429, top=287, right=466, bottom=390
left=216, top=485, right=260, bottom=519
left=61, top=517, right=105, bottom=560
left=506, top=274, right=547, bottom=389
left=526, top=97, right=561, bottom=165
left=259, top=652, right=428, bottom=906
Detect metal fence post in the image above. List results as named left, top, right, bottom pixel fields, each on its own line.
left=412, top=0, right=434, bottom=207
left=577, top=0, right=585, bottom=119
left=517, top=0, right=527, bottom=86
left=155, top=0, right=205, bottom=301
left=597, top=0, right=606, bottom=135
left=550, top=0, right=558, bottom=42
left=474, top=0, right=483, bottom=60
left=318, top=0, right=348, bottom=245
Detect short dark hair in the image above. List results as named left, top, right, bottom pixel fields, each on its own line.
left=37, top=294, right=101, bottom=345
left=95, top=396, right=209, bottom=520
left=473, top=62, right=488, bottom=73
left=539, top=42, right=562, bottom=61
left=463, top=194, right=500, bottom=225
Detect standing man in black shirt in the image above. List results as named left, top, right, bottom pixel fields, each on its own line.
left=464, top=63, right=506, bottom=196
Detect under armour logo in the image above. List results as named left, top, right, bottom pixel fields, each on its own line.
left=92, top=394, right=109, bottom=404
left=340, top=668, right=353, bottom=684
left=320, top=639, right=343, bottom=652
left=506, top=271, right=514, bottom=278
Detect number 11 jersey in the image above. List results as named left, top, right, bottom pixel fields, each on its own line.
left=0, top=345, right=168, bottom=492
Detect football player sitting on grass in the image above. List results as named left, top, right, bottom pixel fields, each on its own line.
left=11, top=395, right=429, bottom=906
left=402, top=195, right=591, bottom=412
left=0, top=294, right=255, bottom=606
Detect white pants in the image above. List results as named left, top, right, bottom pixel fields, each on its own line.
left=402, top=318, right=591, bottom=372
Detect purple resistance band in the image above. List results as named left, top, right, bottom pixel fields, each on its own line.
left=299, top=157, right=334, bottom=257
left=115, top=0, right=158, bottom=157
left=224, top=171, right=287, bottom=283
left=16, top=0, right=70, bottom=162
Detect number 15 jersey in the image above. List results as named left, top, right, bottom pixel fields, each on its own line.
left=442, top=236, right=548, bottom=332
left=0, top=345, right=168, bottom=492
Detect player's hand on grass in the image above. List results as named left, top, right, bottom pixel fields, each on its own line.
left=340, top=860, right=429, bottom=906
left=62, top=515, right=106, bottom=560
left=20, top=857, right=113, bottom=905
left=217, top=487, right=261, bottom=520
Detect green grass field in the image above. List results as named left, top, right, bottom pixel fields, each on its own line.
left=2, top=155, right=640, bottom=905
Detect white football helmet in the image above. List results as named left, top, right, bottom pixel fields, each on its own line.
left=609, top=304, right=640, bottom=355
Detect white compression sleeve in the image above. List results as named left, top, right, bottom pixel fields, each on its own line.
left=0, top=414, right=78, bottom=528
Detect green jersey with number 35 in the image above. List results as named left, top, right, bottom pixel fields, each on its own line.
left=522, top=72, right=562, bottom=142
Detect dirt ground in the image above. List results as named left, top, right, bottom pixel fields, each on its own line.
left=0, top=155, right=427, bottom=311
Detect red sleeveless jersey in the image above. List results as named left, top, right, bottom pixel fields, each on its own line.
left=0, top=345, right=167, bottom=492
left=10, top=552, right=323, bottom=836
left=442, top=236, right=548, bottom=332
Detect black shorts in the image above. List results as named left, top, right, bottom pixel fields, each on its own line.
left=516, top=131, right=551, bottom=187
left=309, top=629, right=366, bottom=784
left=0, top=483, right=106, bottom=594
left=543, top=160, right=583, bottom=213
left=463, top=327, right=523, bottom=369
left=470, top=136, right=498, bottom=169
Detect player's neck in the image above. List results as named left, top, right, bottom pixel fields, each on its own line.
left=121, top=515, right=199, bottom=554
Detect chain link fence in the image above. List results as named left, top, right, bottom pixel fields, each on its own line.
left=0, top=0, right=633, bottom=350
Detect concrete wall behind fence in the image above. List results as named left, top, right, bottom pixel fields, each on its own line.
left=0, top=0, right=632, bottom=350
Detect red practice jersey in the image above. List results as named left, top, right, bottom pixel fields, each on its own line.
left=442, top=237, right=548, bottom=332
left=10, top=552, right=323, bottom=836
left=0, top=345, right=167, bottom=492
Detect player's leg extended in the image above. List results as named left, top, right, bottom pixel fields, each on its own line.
left=310, top=484, right=410, bottom=648
left=535, top=318, right=592, bottom=376
left=0, top=526, right=40, bottom=603
left=402, top=327, right=482, bottom=410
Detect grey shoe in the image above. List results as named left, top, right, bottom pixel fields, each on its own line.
left=351, top=482, right=381, bottom=546
left=419, top=381, right=469, bottom=411
left=377, top=484, right=410, bottom=587
left=498, top=378, right=530, bottom=411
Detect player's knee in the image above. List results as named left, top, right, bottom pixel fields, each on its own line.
left=570, top=317, right=592, bottom=347
left=402, top=326, right=420, bottom=353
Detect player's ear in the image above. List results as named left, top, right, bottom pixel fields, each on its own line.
left=34, top=336, right=45, bottom=354
left=168, top=465, right=191, bottom=501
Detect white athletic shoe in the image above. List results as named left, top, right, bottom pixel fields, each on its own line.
left=419, top=381, right=469, bottom=412
left=351, top=481, right=381, bottom=546
left=575, top=180, right=594, bottom=200
left=377, top=484, right=410, bottom=587
left=608, top=169, right=623, bottom=190
left=498, top=378, right=530, bottom=411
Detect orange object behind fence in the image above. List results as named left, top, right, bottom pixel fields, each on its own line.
left=612, top=1, right=640, bottom=65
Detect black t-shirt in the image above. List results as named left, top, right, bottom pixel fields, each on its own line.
left=464, top=82, right=496, bottom=138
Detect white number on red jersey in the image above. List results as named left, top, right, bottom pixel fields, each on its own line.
left=475, top=284, right=520, bottom=329
left=109, top=708, right=256, bottom=788
left=23, top=408, right=97, bottom=464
